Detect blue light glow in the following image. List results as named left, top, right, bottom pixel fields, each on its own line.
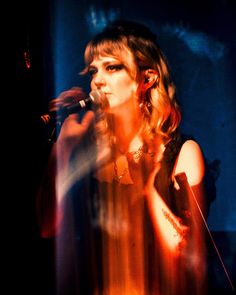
left=163, top=24, right=225, bottom=63
left=86, top=5, right=120, bottom=34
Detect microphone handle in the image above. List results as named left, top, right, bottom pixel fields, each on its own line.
left=66, top=96, right=92, bottom=114
left=40, top=96, right=92, bottom=126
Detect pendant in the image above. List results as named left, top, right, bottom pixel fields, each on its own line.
left=113, top=160, right=128, bottom=183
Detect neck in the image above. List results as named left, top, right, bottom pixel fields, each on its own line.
left=112, top=108, right=142, bottom=153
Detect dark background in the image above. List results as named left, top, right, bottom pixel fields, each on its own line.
left=14, top=0, right=235, bottom=294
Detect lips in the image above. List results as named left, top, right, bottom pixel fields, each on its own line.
left=100, top=93, right=111, bottom=109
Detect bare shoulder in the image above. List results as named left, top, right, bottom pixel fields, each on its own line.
left=179, top=139, right=204, bottom=160
left=173, top=139, right=205, bottom=186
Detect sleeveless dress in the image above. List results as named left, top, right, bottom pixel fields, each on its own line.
left=56, top=133, right=207, bottom=295
left=86, top=132, right=203, bottom=295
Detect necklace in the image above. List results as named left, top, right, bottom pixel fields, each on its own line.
left=113, top=160, right=128, bottom=182
left=113, top=145, right=145, bottom=183
left=128, top=145, right=145, bottom=162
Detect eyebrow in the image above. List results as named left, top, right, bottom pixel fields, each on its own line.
left=89, top=59, right=121, bottom=68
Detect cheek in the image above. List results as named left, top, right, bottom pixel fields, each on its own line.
left=119, top=82, right=138, bottom=101
left=90, top=80, right=95, bottom=90
left=116, top=76, right=138, bottom=96
left=117, top=85, right=135, bottom=100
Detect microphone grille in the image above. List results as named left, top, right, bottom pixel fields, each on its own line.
left=89, top=90, right=109, bottom=109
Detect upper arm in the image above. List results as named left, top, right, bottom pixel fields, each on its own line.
left=173, top=140, right=205, bottom=187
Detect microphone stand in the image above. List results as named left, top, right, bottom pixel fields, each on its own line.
left=175, top=172, right=235, bottom=292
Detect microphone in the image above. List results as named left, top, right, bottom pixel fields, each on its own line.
left=40, top=89, right=108, bottom=126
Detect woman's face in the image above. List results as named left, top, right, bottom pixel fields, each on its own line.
left=88, top=54, right=139, bottom=112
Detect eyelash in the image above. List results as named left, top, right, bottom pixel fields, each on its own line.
left=88, top=68, right=97, bottom=76
left=107, top=64, right=123, bottom=71
left=88, top=64, right=124, bottom=77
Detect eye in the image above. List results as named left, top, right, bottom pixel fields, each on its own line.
left=88, top=67, right=97, bottom=77
left=106, top=64, right=124, bottom=72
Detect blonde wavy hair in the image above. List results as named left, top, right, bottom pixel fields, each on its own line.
left=81, top=20, right=181, bottom=148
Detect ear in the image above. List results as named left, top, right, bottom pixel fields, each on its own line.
left=141, top=69, right=159, bottom=90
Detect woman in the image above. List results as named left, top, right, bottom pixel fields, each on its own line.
left=37, top=19, right=207, bottom=295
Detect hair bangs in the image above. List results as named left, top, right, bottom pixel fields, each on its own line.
left=81, top=38, right=136, bottom=78
left=86, top=39, right=129, bottom=63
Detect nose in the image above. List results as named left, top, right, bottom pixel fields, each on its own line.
left=92, top=72, right=106, bottom=89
